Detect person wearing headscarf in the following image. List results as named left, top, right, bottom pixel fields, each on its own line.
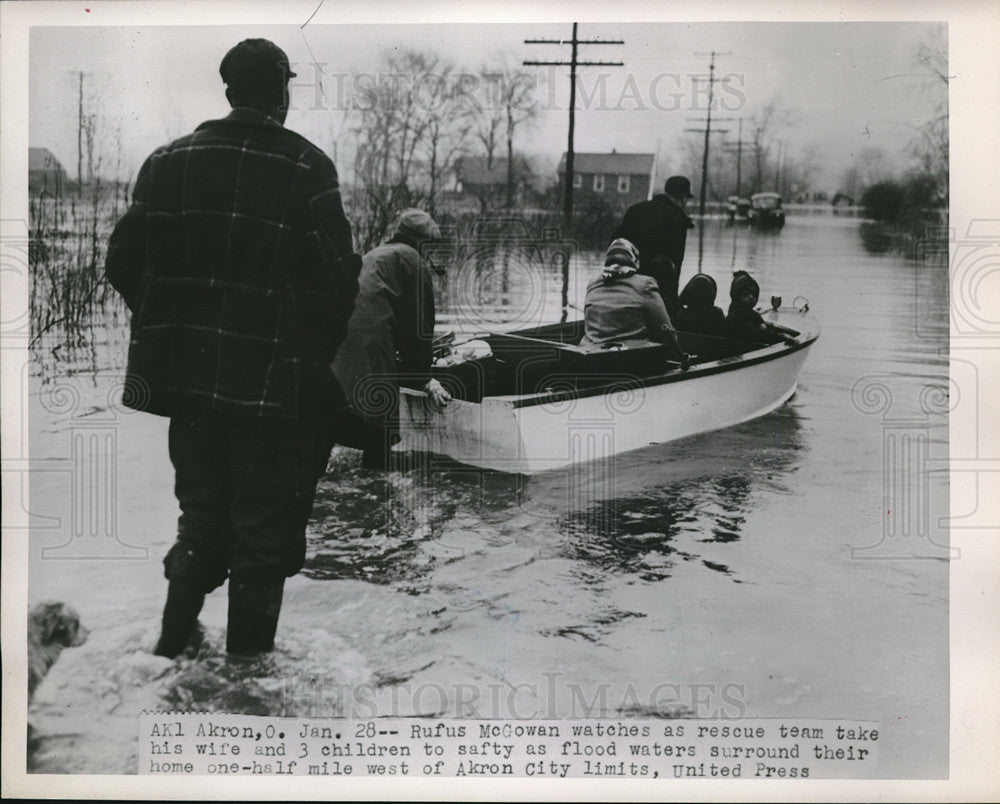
left=579, top=238, right=689, bottom=367
left=726, top=270, right=797, bottom=344
left=332, top=208, right=451, bottom=468
left=675, top=273, right=726, bottom=337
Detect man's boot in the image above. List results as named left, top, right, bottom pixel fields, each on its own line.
left=154, top=546, right=207, bottom=658
left=226, top=579, right=284, bottom=656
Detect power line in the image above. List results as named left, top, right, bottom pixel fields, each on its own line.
left=687, top=51, right=732, bottom=274
left=524, top=23, right=624, bottom=220
left=686, top=51, right=731, bottom=219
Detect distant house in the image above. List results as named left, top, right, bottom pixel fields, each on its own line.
left=455, top=155, right=533, bottom=209
left=557, top=151, right=655, bottom=209
left=29, top=147, right=68, bottom=196
left=456, top=156, right=507, bottom=195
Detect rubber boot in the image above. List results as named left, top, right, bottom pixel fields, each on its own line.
left=154, top=547, right=206, bottom=658
left=226, top=579, right=284, bottom=656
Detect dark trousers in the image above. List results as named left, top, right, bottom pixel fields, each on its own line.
left=329, top=408, right=401, bottom=471
left=167, top=413, right=331, bottom=588
left=155, top=413, right=331, bottom=657
left=644, top=255, right=681, bottom=319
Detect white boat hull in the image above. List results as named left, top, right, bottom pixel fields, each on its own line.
left=396, top=310, right=818, bottom=474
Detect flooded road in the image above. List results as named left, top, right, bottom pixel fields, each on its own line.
left=26, top=214, right=948, bottom=777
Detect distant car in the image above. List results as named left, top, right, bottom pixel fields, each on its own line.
left=748, top=192, right=786, bottom=230
left=726, top=195, right=752, bottom=223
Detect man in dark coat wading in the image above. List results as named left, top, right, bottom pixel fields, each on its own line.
left=614, top=175, right=696, bottom=317
left=105, top=39, right=362, bottom=658
left=332, top=209, right=452, bottom=470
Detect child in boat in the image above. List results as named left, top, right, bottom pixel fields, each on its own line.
left=580, top=238, right=690, bottom=368
left=675, top=273, right=726, bottom=337
left=726, top=270, right=797, bottom=345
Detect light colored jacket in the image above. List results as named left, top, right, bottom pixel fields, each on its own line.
left=579, top=273, right=676, bottom=346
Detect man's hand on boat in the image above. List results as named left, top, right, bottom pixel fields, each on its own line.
left=424, top=378, right=452, bottom=410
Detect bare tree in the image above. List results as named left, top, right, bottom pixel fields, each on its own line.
left=912, top=27, right=948, bottom=207
left=415, top=60, right=473, bottom=217
left=679, top=133, right=733, bottom=202
left=917, top=26, right=949, bottom=86
left=351, top=66, right=412, bottom=249
left=470, top=68, right=506, bottom=169
left=350, top=49, right=482, bottom=247
left=838, top=164, right=862, bottom=201
left=349, top=51, right=432, bottom=249
left=746, top=99, right=796, bottom=193
left=500, top=64, right=537, bottom=208
left=789, top=143, right=822, bottom=199
left=856, top=146, right=894, bottom=187
left=462, top=59, right=538, bottom=209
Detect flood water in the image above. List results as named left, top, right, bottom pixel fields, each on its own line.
left=26, top=214, right=949, bottom=777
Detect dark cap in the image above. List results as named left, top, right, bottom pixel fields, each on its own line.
left=680, top=272, right=718, bottom=307
left=665, top=175, right=694, bottom=199
left=219, top=39, right=296, bottom=93
left=394, top=208, right=441, bottom=241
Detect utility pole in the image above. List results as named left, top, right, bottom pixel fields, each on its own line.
left=525, top=24, right=624, bottom=221
left=684, top=51, right=732, bottom=273
left=687, top=50, right=732, bottom=219
left=72, top=71, right=90, bottom=195
left=736, top=118, right=743, bottom=196
left=723, top=118, right=745, bottom=197
left=775, top=140, right=784, bottom=196
left=684, top=112, right=732, bottom=206
left=685, top=109, right=731, bottom=272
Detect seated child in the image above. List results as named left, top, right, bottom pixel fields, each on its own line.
left=726, top=270, right=797, bottom=345
left=675, top=273, right=726, bottom=336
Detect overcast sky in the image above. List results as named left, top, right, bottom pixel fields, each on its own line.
left=30, top=19, right=945, bottom=191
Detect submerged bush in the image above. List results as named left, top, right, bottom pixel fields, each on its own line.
left=861, top=181, right=906, bottom=223
left=859, top=172, right=947, bottom=258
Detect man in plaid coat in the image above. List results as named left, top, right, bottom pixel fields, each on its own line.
left=106, top=39, right=362, bottom=658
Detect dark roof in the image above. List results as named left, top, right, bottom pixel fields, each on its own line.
left=557, top=151, right=654, bottom=175
left=457, top=156, right=527, bottom=186
left=29, top=147, right=65, bottom=172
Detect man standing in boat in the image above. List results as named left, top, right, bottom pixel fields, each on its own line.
left=105, top=39, right=362, bottom=658
left=614, top=175, right=696, bottom=317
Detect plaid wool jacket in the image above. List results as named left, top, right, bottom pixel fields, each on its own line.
left=106, top=108, right=362, bottom=419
